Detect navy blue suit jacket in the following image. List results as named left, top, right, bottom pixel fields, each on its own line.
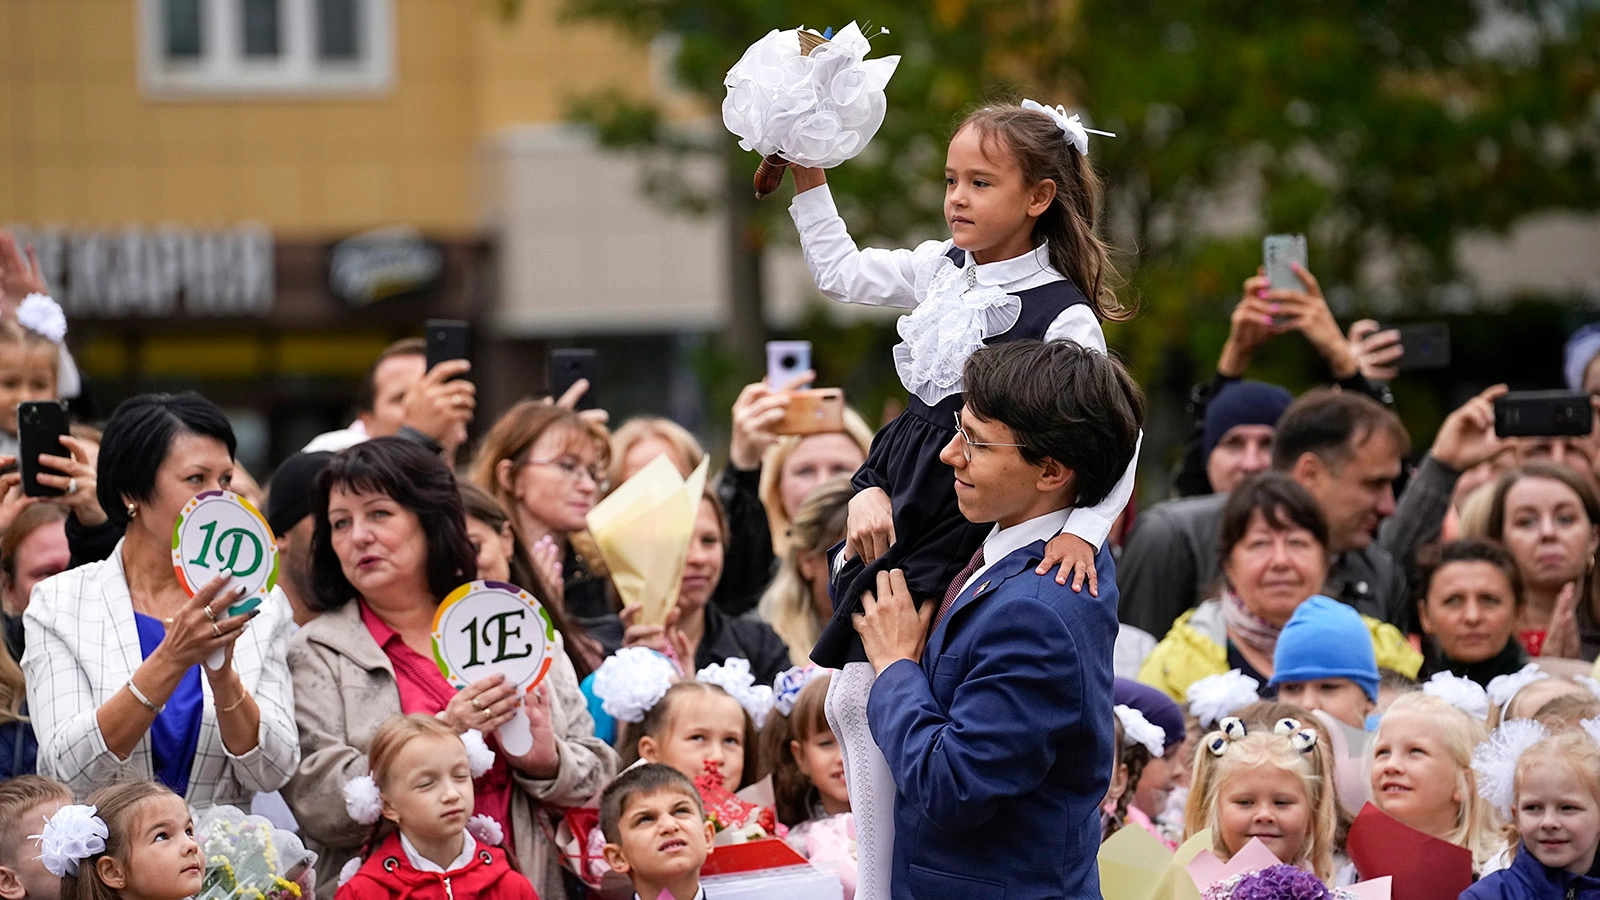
left=867, top=538, right=1117, bottom=900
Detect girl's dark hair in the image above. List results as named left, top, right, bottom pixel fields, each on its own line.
left=458, top=481, right=603, bottom=679
left=62, top=781, right=179, bottom=900
left=1217, top=472, right=1330, bottom=565
left=1416, top=538, right=1523, bottom=610
left=309, top=437, right=476, bottom=612
left=957, top=104, right=1131, bottom=323
left=618, top=681, right=761, bottom=791
left=1106, top=735, right=1152, bottom=841
left=98, top=392, right=237, bottom=527
left=761, top=673, right=833, bottom=827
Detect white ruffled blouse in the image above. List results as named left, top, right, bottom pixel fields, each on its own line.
left=790, top=183, right=1140, bottom=549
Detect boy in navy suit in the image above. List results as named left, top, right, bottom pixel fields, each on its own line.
left=855, top=339, right=1144, bottom=900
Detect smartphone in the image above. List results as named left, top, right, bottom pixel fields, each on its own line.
left=766, top=340, right=813, bottom=389
left=775, top=388, right=845, bottom=435
left=1263, top=234, right=1309, bottom=292
left=424, top=319, right=471, bottom=378
left=1392, top=322, right=1452, bottom=372
left=18, top=400, right=69, bottom=498
left=1494, top=390, right=1593, bottom=438
left=549, top=349, right=597, bottom=411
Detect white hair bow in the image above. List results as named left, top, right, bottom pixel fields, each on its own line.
left=1020, top=99, right=1116, bottom=156
left=1114, top=705, right=1166, bottom=758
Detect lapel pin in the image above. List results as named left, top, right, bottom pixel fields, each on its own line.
left=975, top=581, right=990, bottom=595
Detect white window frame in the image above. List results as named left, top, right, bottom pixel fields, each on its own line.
left=139, top=0, right=394, bottom=98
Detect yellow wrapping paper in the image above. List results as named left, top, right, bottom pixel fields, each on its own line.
left=586, top=454, right=710, bottom=626
left=1097, top=827, right=1205, bottom=900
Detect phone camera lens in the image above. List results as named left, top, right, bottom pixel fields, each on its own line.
left=781, top=355, right=798, bottom=369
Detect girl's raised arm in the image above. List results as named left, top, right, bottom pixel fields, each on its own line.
left=789, top=167, right=948, bottom=310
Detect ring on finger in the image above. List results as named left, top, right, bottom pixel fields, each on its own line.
left=203, top=605, right=217, bottom=622
left=211, top=621, right=222, bottom=638
left=470, top=697, right=483, bottom=712
left=67, top=477, right=78, bottom=495
left=482, top=707, right=493, bottom=720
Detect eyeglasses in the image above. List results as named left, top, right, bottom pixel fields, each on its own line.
left=525, top=456, right=610, bottom=491
left=952, top=412, right=1025, bottom=463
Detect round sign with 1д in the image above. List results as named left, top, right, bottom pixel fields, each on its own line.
left=431, top=581, right=557, bottom=694
left=172, top=490, right=279, bottom=610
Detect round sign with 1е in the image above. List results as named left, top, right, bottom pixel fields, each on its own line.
left=431, top=581, right=557, bottom=694
left=172, top=490, right=278, bottom=616
left=431, top=581, right=558, bottom=756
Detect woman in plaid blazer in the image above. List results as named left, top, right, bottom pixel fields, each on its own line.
left=21, top=393, right=298, bottom=808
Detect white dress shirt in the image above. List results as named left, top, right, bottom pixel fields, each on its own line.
left=791, top=184, right=1140, bottom=549
left=956, top=509, right=1072, bottom=598
left=22, top=540, right=300, bottom=808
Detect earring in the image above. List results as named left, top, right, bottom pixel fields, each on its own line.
left=126, top=503, right=137, bottom=520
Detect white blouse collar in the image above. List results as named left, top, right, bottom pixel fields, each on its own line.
left=953, top=242, right=1058, bottom=289
left=400, top=831, right=477, bottom=874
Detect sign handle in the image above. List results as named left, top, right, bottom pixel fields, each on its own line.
left=498, top=708, right=534, bottom=756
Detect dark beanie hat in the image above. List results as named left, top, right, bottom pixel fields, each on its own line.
left=1114, top=678, right=1186, bottom=749
left=1203, top=380, right=1294, bottom=460
left=264, top=451, right=335, bottom=538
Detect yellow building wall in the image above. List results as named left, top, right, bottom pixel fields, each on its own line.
left=0, top=0, right=654, bottom=236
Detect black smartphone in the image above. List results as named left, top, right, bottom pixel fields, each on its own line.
left=1494, top=391, right=1594, bottom=438
left=424, top=319, right=471, bottom=378
left=18, top=400, right=69, bottom=498
left=1392, top=322, right=1451, bottom=372
left=549, top=349, right=597, bottom=411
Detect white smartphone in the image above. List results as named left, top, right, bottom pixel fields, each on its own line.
left=1263, top=233, right=1308, bottom=292
left=766, top=340, right=813, bottom=389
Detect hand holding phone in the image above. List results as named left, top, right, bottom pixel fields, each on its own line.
left=550, top=349, right=597, bottom=411
left=1494, top=391, right=1594, bottom=438
left=774, top=388, right=845, bottom=435
left=1263, top=234, right=1308, bottom=293
left=424, top=319, right=471, bottom=379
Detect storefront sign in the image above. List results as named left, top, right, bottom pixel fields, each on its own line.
left=327, top=227, right=445, bottom=307
left=5, top=225, right=274, bottom=318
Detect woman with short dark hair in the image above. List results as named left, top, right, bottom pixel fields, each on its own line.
left=1416, top=538, right=1526, bottom=686
left=22, top=392, right=298, bottom=806
left=1137, top=472, right=1420, bottom=702
left=284, top=438, right=616, bottom=900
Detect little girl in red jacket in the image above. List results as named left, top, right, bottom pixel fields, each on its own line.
left=336, top=714, right=538, bottom=900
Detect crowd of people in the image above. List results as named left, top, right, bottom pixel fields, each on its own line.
left=0, top=97, right=1597, bottom=900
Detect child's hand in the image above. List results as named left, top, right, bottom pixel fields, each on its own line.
left=1037, top=533, right=1098, bottom=596
left=505, top=683, right=561, bottom=779
left=846, top=486, right=895, bottom=564
left=0, top=232, right=48, bottom=304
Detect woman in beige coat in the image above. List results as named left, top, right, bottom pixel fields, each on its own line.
left=281, top=439, right=617, bottom=899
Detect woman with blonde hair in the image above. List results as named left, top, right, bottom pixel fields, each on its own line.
left=609, top=416, right=704, bottom=485
left=1365, top=692, right=1501, bottom=873
left=715, top=376, right=873, bottom=616
left=470, top=399, right=623, bottom=654
left=758, top=475, right=853, bottom=666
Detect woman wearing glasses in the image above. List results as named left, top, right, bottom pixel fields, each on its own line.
left=471, top=401, right=623, bottom=656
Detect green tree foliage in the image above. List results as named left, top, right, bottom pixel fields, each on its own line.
left=532, top=0, right=1600, bottom=486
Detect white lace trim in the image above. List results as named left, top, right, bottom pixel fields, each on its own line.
left=893, top=255, right=1023, bottom=405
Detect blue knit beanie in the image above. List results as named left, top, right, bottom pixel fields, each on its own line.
left=1268, top=595, right=1380, bottom=703
left=1203, top=380, right=1294, bottom=460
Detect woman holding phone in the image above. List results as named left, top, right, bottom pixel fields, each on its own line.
left=21, top=392, right=298, bottom=806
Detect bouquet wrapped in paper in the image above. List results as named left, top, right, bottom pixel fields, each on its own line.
left=722, top=22, right=899, bottom=197
left=586, top=455, right=709, bottom=626
left=195, top=805, right=317, bottom=900
left=1098, top=829, right=1392, bottom=900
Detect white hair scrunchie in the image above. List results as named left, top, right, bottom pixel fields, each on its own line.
left=772, top=665, right=831, bottom=717
left=32, top=805, right=108, bottom=877
left=1422, top=671, right=1491, bottom=721
left=591, top=647, right=680, bottom=724
left=1019, top=99, right=1116, bottom=157
left=1472, top=718, right=1551, bottom=820
left=1114, top=705, right=1166, bottom=758
left=1187, top=669, right=1261, bottom=729
left=697, top=658, right=777, bottom=728
left=16, top=293, right=67, bottom=344
left=1486, top=663, right=1549, bottom=712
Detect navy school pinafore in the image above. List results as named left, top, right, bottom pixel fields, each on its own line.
left=810, top=248, right=1092, bottom=668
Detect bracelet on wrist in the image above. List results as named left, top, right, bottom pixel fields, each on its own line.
left=127, top=679, right=165, bottom=715
left=218, top=689, right=250, bottom=714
